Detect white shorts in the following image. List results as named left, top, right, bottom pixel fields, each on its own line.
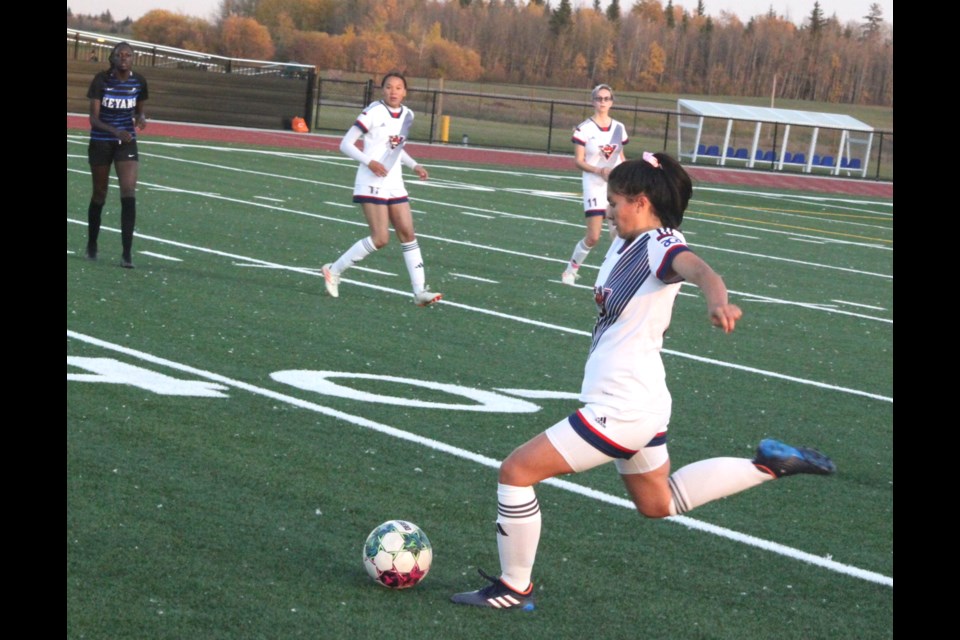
left=353, top=171, right=408, bottom=204
left=545, top=404, right=670, bottom=475
left=581, top=177, right=608, bottom=216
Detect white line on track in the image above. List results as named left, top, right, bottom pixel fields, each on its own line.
left=66, top=328, right=893, bottom=588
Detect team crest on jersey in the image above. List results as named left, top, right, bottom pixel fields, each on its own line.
left=600, top=144, right=618, bottom=160
left=594, top=286, right=611, bottom=317
left=389, top=135, right=405, bottom=149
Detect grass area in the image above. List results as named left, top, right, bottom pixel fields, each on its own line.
left=67, top=130, right=892, bottom=639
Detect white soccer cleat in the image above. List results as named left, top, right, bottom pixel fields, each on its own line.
left=414, top=287, right=442, bottom=307
left=322, top=263, right=340, bottom=298
left=561, top=268, right=580, bottom=286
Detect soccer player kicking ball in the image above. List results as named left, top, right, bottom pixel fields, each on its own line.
left=451, top=153, right=835, bottom=610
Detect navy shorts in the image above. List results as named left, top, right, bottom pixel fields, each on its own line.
left=88, top=139, right=139, bottom=166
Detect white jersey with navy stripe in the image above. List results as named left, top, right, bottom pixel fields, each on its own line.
left=351, top=101, right=414, bottom=193
left=580, top=228, right=690, bottom=418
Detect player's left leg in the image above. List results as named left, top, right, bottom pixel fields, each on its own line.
left=621, top=439, right=836, bottom=518
left=388, top=202, right=441, bottom=305
left=115, top=160, right=139, bottom=268
left=562, top=214, right=604, bottom=284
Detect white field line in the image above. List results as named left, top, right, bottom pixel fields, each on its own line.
left=68, top=136, right=893, bottom=248
left=65, top=216, right=893, bottom=404
left=66, top=328, right=893, bottom=589
left=138, top=251, right=182, bottom=262
left=65, top=168, right=893, bottom=324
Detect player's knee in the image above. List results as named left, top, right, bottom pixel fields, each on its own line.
left=498, top=454, right=526, bottom=485
left=631, top=495, right=672, bottom=519
left=371, top=234, right=390, bottom=249
left=637, top=504, right=671, bottom=519
left=585, top=232, right=600, bottom=247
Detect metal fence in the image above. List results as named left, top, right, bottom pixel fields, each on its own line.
left=67, top=28, right=314, bottom=77
left=314, top=78, right=892, bottom=182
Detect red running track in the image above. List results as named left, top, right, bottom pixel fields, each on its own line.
left=68, top=115, right=892, bottom=199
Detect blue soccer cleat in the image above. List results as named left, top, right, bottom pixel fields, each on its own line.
left=753, top=438, right=836, bottom=478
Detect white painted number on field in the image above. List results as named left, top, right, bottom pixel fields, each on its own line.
left=271, top=370, right=540, bottom=413
left=67, top=357, right=230, bottom=397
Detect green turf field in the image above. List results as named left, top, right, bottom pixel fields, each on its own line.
left=67, top=131, right=893, bottom=639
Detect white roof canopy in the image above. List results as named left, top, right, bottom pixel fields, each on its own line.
left=676, top=99, right=874, bottom=176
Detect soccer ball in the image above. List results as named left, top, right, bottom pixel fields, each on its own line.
left=362, top=519, right=432, bottom=589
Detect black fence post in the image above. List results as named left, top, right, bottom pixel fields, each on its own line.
left=547, top=101, right=555, bottom=154
left=305, top=69, right=317, bottom=130
left=662, top=111, right=671, bottom=153
left=364, top=80, right=374, bottom=107
left=429, top=90, right=438, bottom=145
left=875, top=132, right=884, bottom=181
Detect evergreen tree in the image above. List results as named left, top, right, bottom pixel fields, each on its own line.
left=550, top=0, right=573, bottom=35
left=808, top=1, right=825, bottom=34
left=606, top=0, right=621, bottom=22
left=861, top=3, right=883, bottom=40
left=696, top=0, right=706, bottom=17
left=665, top=0, right=675, bottom=28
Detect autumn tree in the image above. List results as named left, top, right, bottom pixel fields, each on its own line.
left=220, top=15, right=275, bottom=59
left=132, top=10, right=212, bottom=51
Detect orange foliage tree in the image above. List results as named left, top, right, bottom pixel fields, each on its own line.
left=132, top=9, right=212, bottom=51
left=219, top=16, right=276, bottom=60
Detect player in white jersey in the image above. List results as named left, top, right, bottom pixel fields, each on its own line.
left=322, top=72, right=442, bottom=306
left=561, top=84, right=628, bottom=286
left=451, top=152, right=836, bottom=610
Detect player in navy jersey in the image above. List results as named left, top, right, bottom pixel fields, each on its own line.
left=451, top=152, right=836, bottom=610
left=322, top=72, right=442, bottom=306
left=561, top=84, right=628, bottom=286
left=85, top=42, right=148, bottom=268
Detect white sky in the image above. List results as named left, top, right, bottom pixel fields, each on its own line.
left=67, top=0, right=893, bottom=26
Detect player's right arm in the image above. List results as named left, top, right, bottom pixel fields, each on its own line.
left=339, top=125, right=387, bottom=176
left=669, top=251, right=742, bottom=334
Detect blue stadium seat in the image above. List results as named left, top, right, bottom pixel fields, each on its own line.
left=755, top=149, right=764, bottom=160
left=848, top=158, right=862, bottom=169
left=820, top=155, right=835, bottom=167
left=697, top=144, right=706, bottom=155
left=762, top=150, right=775, bottom=162
left=783, top=152, right=794, bottom=163
left=734, top=148, right=749, bottom=159
left=792, top=152, right=805, bottom=164
left=726, top=147, right=735, bottom=157
left=812, top=154, right=822, bottom=165
left=705, top=145, right=720, bottom=156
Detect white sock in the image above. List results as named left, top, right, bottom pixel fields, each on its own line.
left=667, top=457, right=773, bottom=515
left=332, top=237, right=376, bottom=274
left=401, top=240, right=426, bottom=293
left=568, top=239, right=591, bottom=270
left=496, top=484, right=540, bottom=593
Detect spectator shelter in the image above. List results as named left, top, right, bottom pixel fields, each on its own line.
left=676, top=99, right=873, bottom=177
